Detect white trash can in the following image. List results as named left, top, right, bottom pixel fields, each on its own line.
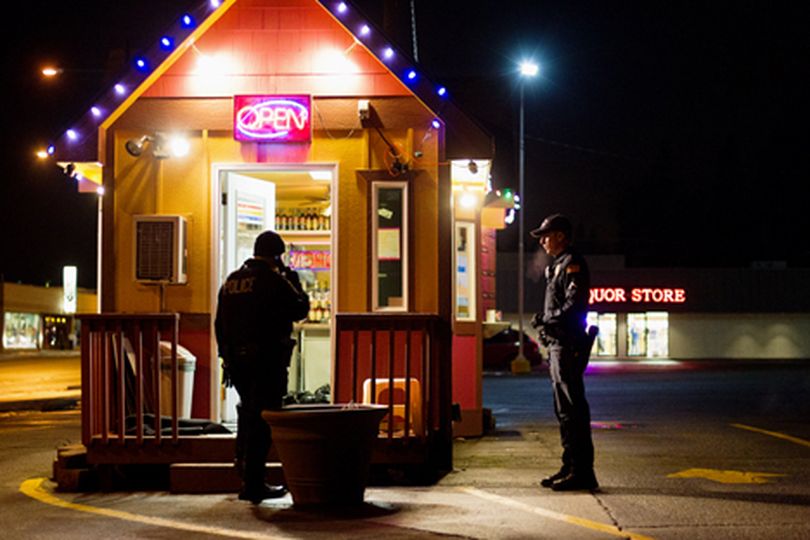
left=159, top=341, right=196, bottom=418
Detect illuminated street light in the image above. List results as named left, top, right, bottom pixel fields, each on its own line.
left=512, top=58, right=540, bottom=375
left=520, top=60, right=539, bottom=77
left=41, top=66, right=63, bottom=77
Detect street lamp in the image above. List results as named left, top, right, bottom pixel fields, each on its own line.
left=511, top=59, right=539, bottom=375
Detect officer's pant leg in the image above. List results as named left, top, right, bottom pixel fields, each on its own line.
left=241, top=379, right=272, bottom=490
left=549, top=345, right=594, bottom=474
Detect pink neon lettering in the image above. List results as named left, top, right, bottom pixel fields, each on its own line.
left=591, top=287, right=687, bottom=304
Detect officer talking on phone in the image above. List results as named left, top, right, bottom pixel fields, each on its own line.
left=215, top=230, right=310, bottom=504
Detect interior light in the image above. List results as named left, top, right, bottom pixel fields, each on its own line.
left=460, top=192, right=477, bottom=209
left=181, top=14, right=195, bottom=28
left=114, top=83, right=126, bottom=95
left=160, top=36, right=175, bottom=51
left=309, top=170, right=333, bottom=181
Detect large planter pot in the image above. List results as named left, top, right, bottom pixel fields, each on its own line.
left=262, top=404, right=387, bottom=506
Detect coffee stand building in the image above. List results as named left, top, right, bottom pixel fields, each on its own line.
left=52, top=0, right=502, bottom=486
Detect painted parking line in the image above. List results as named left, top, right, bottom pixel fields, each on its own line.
left=731, top=423, right=810, bottom=449
left=19, top=478, right=291, bottom=540
left=461, top=487, right=654, bottom=540
left=667, top=468, right=785, bottom=484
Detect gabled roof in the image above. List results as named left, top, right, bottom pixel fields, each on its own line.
left=50, top=0, right=492, bottom=165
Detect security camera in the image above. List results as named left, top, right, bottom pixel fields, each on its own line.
left=125, top=135, right=152, bottom=157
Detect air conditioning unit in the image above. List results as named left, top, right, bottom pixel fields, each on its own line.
left=134, top=215, right=188, bottom=284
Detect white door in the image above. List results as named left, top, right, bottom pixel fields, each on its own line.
left=219, top=171, right=277, bottom=422
left=222, top=172, right=277, bottom=279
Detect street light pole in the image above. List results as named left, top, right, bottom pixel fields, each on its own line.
left=511, top=60, right=538, bottom=375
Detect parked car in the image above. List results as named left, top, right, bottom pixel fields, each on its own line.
left=482, top=328, right=544, bottom=371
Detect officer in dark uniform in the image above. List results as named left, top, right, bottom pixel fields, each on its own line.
left=215, top=230, right=310, bottom=504
left=530, top=214, right=598, bottom=491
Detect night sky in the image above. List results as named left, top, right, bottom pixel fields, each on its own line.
left=1, top=0, right=808, bottom=289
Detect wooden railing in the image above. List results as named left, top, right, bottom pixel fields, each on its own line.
left=79, top=314, right=180, bottom=447
left=334, top=313, right=451, bottom=448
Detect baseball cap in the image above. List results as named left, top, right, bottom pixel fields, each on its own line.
left=529, top=214, right=572, bottom=238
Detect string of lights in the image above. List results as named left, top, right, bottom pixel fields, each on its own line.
left=39, top=0, right=454, bottom=173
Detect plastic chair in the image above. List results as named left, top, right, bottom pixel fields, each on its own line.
left=362, top=378, right=423, bottom=437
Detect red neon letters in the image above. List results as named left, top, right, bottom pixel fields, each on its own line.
left=234, top=95, right=311, bottom=142
left=589, top=287, right=686, bottom=304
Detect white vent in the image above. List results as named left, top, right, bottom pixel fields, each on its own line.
left=134, top=215, right=188, bottom=284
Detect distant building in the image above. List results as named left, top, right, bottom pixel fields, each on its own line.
left=498, top=253, right=810, bottom=360
left=1, top=281, right=97, bottom=352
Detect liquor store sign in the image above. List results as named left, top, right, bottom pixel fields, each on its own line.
left=590, top=287, right=686, bottom=304
left=234, top=95, right=311, bottom=142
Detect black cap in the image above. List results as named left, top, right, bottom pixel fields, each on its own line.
left=529, top=214, right=572, bottom=238
left=254, top=230, right=286, bottom=257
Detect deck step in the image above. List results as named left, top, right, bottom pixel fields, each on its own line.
left=169, top=462, right=285, bottom=493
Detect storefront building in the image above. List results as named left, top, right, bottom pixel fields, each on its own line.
left=587, top=265, right=810, bottom=360
left=498, top=255, right=810, bottom=361
left=1, top=280, right=97, bottom=352
left=52, top=0, right=500, bottom=451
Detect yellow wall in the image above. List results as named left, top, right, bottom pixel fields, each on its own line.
left=110, top=97, right=440, bottom=316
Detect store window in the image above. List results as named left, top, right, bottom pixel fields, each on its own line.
left=3, top=312, right=40, bottom=350
left=587, top=312, right=617, bottom=356
left=627, top=312, right=670, bottom=357
left=371, top=181, right=408, bottom=311
left=646, top=312, right=669, bottom=357
left=627, top=313, right=648, bottom=356
left=454, top=221, right=476, bottom=321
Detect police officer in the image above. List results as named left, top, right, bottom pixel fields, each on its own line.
left=530, top=214, right=598, bottom=491
left=215, top=230, right=310, bottom=504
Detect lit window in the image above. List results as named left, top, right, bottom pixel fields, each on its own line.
left=371, top=182, right=408, bottom=311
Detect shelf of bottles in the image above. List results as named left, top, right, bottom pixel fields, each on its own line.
left=304, top=280, right=331, bottom=324
left=276, top=207, right=331, bottom=232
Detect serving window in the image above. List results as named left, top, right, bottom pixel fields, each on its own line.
left=371, top=181, right=409, bottom=312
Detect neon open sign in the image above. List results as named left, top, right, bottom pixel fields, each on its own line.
left=589, top=287, right=686, bottom=304
left=234, top=95, right=311, bottom=142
